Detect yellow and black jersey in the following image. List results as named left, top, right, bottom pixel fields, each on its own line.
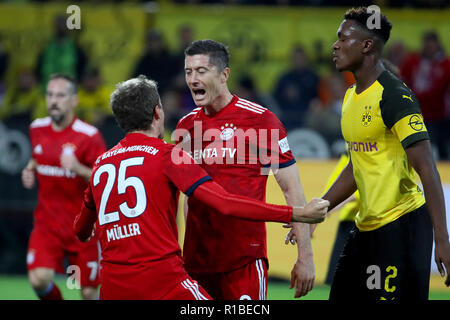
left=341, top=70, right=428, bottom=231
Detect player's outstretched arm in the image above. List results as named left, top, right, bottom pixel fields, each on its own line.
left=405, top=139, right=450, bottom=287
left=295, top=198, right=330, bottom=224
left=191, top=180, right=327, bottom=224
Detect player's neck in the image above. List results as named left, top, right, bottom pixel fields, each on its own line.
left=51, top=114, right=74, bottom=131
left=203, top=91, right=234, bottom=116
left=353, top=59, right=385, bottom=94
left=132, top=128, right=161, bottom=139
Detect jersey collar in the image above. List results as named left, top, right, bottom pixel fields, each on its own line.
left=198, top=95, right=238, bottom=120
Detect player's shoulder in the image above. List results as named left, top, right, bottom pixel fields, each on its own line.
left=378, top=71, right=421, bottom=128
left=378, top=70, right=415, bottom=100
left=30, top=116, right=51, bottom=130
left=177, top=107, right=202, bottom=128
left=71, top=118, right=100, bottom=137
left=234, top=97, right=269, bottom=116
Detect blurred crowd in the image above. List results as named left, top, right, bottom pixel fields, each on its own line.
left=0, top=15, right=449, bottom=159
left=3, top=0, right=448, bottom=8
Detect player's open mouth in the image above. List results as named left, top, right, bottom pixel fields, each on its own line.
left=193, top=89, right=206, bottom=100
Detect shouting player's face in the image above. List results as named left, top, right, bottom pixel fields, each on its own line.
left=46, top=79, right=78, bottom=125
left=332, top=19, right=366, bottom=72
left=185, top=54, right=228, bottom=108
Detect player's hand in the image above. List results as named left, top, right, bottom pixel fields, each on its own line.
left=434, top=240, right=450, bottom=287
left=21, top=167, right=36, bottom=189
left=290, top=257, right=315, bottom=298
left=292, top=198, right=329, bottom=224
left=60, top=152, right=81, bottom=174
left=284, top=225, right=297, bottom=245
left=284, top=223, right=318, bottom=245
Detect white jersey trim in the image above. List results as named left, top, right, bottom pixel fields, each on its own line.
left=181, top=279, right=209, bottom=300
left=179, top=107, right=201, bottom=123
left=256, top=259, right=266, bottom=300
left=237, top=98, right=267, bottom=112
left=235, top=103, right=264, bottom=114
left=72, top=119, right=98, bottom=137
left=235, top=98, right=267, bottom=114
left=30, top=117, right=51, bottom=129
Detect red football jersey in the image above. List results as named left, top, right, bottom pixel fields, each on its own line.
left=30, top=117, right=106, bottom=243
left=175, top=95, right=295, bottom=273
left=84, top=133, right=211, bottom=267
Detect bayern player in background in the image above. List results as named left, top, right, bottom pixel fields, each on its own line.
left=74, top=75, right=329, bottom=300
left=175, top=40, right=315, bottom=300
left=21, top=74, right=106, bottom=300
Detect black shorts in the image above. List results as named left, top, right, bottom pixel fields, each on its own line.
left=329, top=204, right=433, bottom=301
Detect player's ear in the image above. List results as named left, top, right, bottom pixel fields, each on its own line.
left=71, top=94, right=79, bottom=109
left=361, top=38, right=374, bottom=54
left=221, top=67, right=230, bottom=83
left=153, top=104, right=163, bottom=120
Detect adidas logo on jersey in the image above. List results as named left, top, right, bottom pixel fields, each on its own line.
left=34, top=144, right=43, bottom=155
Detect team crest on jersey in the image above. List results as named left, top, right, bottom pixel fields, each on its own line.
left=361, top=106, right=373, bottom=127
left=220, top=123, right=237, bottom=141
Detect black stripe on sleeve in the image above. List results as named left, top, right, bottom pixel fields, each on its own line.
left=83, top=200, right=96, bottom=211
left=185, top=176, right=213, bottom=196
left=401, top=131, right=430, bottom=149
left=262, top=158, right=296, bottom=169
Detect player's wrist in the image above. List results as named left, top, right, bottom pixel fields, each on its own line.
left=434, top=233, right=450, bottom=244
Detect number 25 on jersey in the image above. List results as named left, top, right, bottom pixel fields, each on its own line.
left=93, top=157, right=147, bottom=226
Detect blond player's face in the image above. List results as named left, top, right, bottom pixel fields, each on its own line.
left=184, top=54, right=224, bottom=107
left=46, top=79, right=77, bottom=124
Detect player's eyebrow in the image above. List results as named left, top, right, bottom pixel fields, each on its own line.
left=185, top=66, right=210, bottom=72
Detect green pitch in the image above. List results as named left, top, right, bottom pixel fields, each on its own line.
left=0, top=275, right=448, bottom=300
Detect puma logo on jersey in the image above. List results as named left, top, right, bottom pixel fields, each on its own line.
left=402, top=95, right=413, bottom=102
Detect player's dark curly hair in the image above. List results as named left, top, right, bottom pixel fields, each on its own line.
left=344, top=6, right=392, bottom=44
left=185, top=39, right=230, bottom=71
left=110, top=75, right=161, bottom=133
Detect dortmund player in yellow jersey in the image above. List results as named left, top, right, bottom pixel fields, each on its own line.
left=323, top=7, right=450, bottom=300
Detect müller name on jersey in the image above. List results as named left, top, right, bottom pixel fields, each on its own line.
left=106, top=223, right=141, bottom=242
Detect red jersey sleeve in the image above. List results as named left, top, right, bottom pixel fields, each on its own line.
left=258, top=111, right=296, bottom=169
left=74, top=185, right=97, bottom=241
left=192, top=180, right=292, bottom=223
left=163, top=145, right=211, bottom=196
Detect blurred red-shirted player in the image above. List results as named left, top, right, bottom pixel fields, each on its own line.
left=174, top=40, right=315, bottom=300
left=74, top=76, right=328, bottom=300
left=21, top=74, right=106, bottom=300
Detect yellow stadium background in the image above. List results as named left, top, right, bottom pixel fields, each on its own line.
left=1, top=3, right=449, bottom=94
